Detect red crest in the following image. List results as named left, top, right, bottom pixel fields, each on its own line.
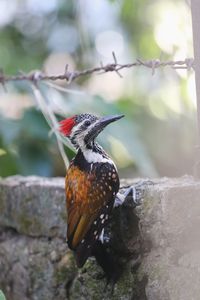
left=59, top=116, right=76, bottom=136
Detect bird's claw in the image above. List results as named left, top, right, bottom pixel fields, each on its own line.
left=115, top=180, right=153, bottom=208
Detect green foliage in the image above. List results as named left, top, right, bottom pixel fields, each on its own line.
left=0, top=149, right=6, bottom=156
left=0, top=290, right=6, bottom=300
left=0, top=109, right=66, bottom=177
left=0, top=0, right=195, bottom=178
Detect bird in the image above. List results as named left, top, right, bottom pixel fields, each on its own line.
left=59, top=113, right=124, bottom=281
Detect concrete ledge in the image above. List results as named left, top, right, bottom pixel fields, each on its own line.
left=0, top=176, right=66, bottom=238
left=138, top=176, right=200, bottom=300
left=0, top=176, right=200, bottom=300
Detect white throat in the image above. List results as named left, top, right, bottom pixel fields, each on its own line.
left=83, top=147, right=116, bottom=168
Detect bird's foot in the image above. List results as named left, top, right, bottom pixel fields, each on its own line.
left=114, top=180, right=154, bottom=208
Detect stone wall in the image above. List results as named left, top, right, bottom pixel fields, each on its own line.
left=0, top=176, right=200, bottom=300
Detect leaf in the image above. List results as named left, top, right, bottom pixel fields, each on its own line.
left=0, top=147, right=19, bottom=177
left=0, top=148, right=6, bottom=156
left=0, top=290, right=6, bottom=300
left=21, top=109, right=50, bottom=139
left=0, top=115, right=21, bottom=145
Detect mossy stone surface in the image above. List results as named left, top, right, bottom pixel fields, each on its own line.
left=1, top=176, right=200, bottom=299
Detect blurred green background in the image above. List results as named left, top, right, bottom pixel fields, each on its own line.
left=0, top=0, right=196, bottom=178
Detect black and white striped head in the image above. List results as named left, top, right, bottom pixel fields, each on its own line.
left=59, top=113, right=124, bottom=150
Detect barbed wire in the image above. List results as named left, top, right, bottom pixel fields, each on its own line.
left=0, top=53, right=194, bottom=87
left=0, top=52, right=195, bottom=170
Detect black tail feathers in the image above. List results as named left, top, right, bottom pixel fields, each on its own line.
left=91, top=241, right=122, bottom=283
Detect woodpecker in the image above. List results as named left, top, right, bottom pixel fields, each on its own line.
left=59, top=113, right=124, bottom=279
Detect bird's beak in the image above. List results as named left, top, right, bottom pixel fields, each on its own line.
left=85, top=114, right=124, bottom=144
left=98, top=114, right=124, bottom=128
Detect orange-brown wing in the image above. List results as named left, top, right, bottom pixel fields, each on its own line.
left=65, top=163, right=119, bottom=251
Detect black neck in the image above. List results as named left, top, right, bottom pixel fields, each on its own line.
left=87, top=141, right=107, bottom=155
left=73, top=150, right=93, bottom=172
left=73, top=142, right=109, bottom=171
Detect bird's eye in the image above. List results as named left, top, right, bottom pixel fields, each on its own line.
left=84, top=120, right=91, bottom=127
